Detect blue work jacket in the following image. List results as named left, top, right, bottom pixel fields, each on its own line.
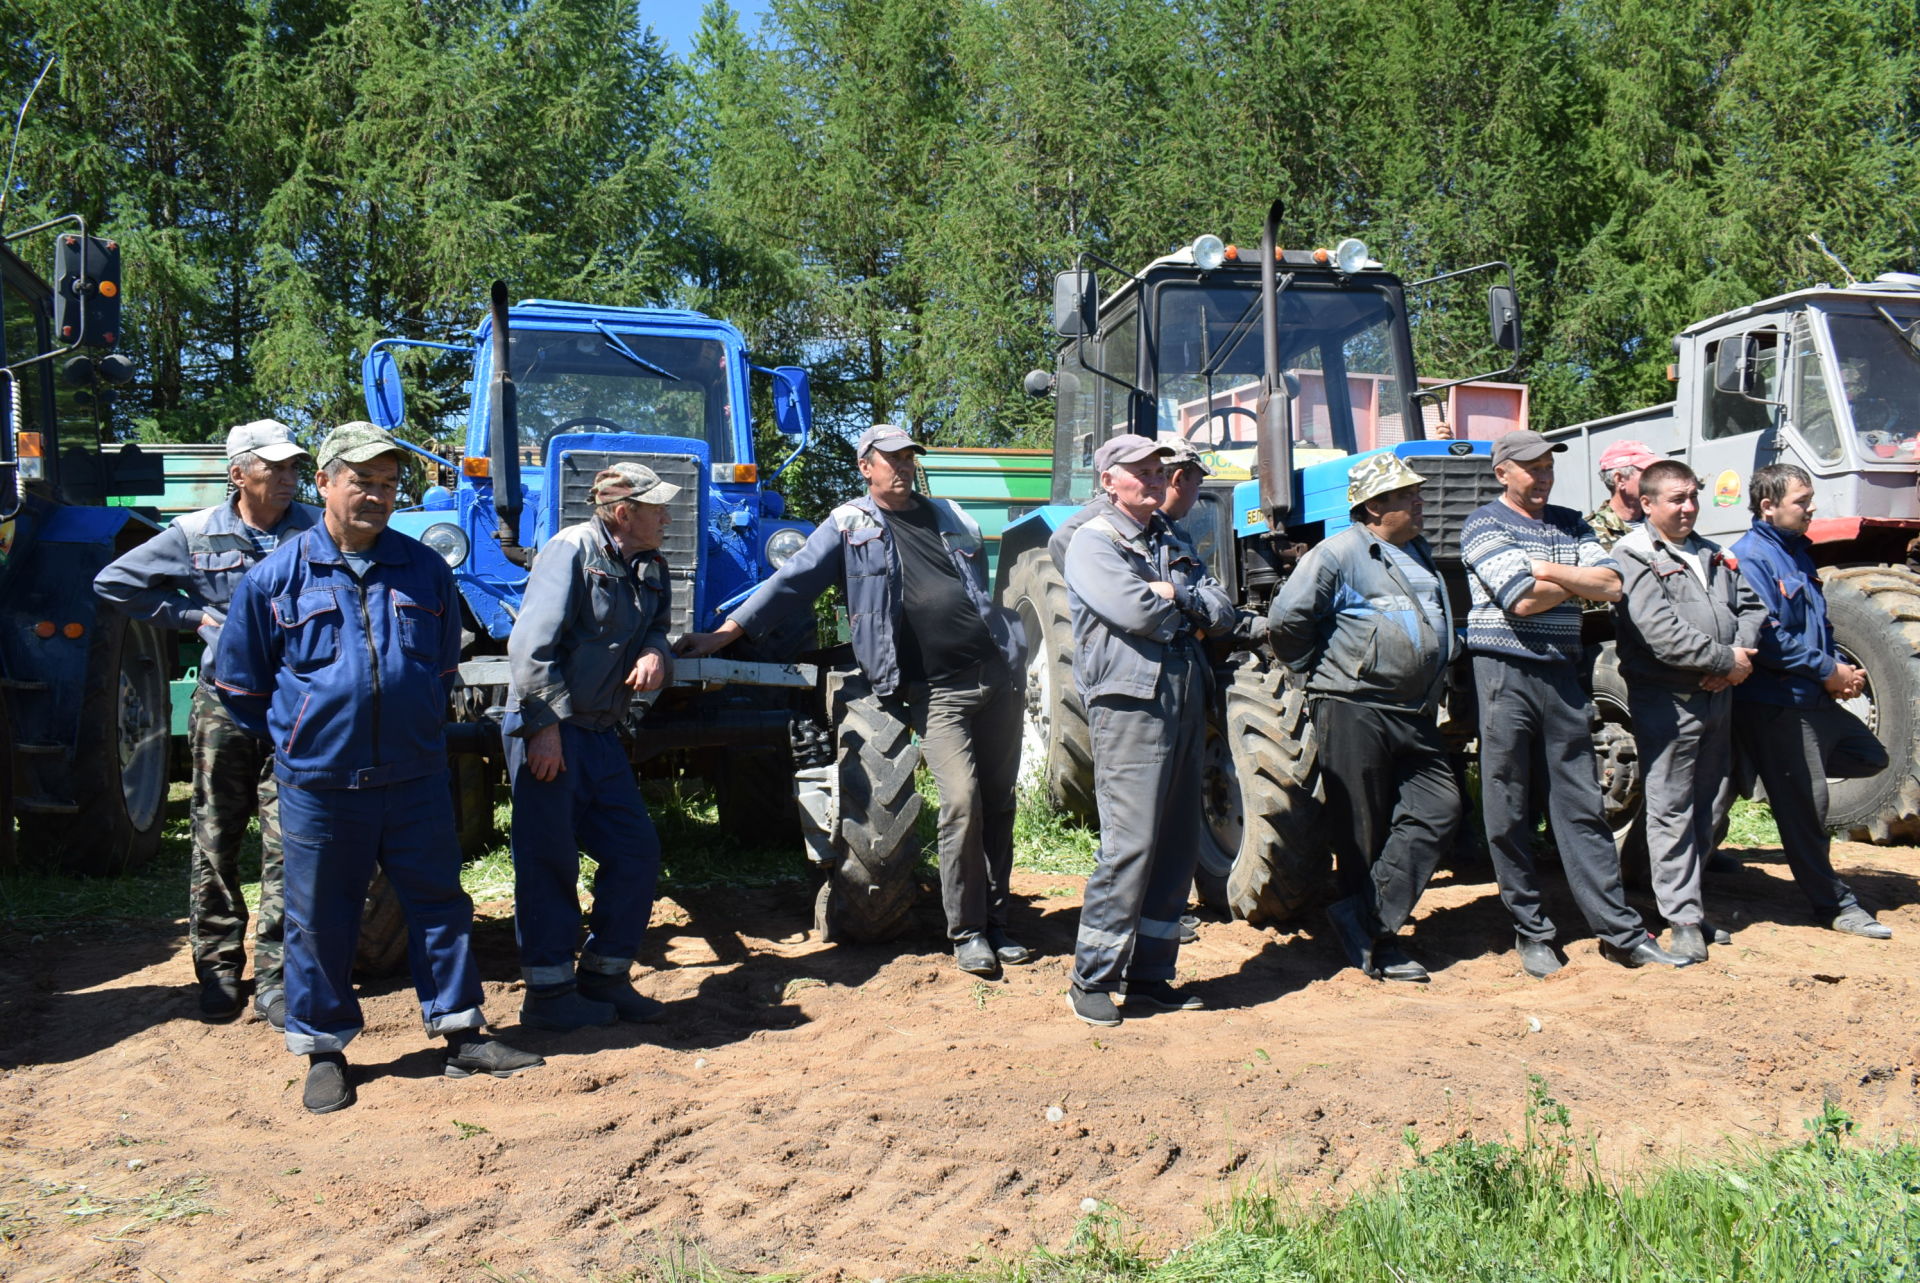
left=215, top=522, right=462, bottom=789
left=731, top=492, right=1023, bottom=697
left=1728, top=518, right=1838, bottom=708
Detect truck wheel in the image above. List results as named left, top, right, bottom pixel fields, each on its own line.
left=1003, top=548, right=1095, bottom=822
left=1589, top=643, right=1650, bottom=885
left=19, top=612, right=170, bottom=875
left=1223, top=662, right=1331, bottom=924
left=715, top=746, right=799, bottom=847
left=1194, top=710, right=1237, bottom=909
left=1820, top=567, right=1920, bottom=842
left=354, top=869, right=410, bottom=978
left=814, top=670, right=923, bottom=944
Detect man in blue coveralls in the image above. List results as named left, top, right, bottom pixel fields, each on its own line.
left=504, top=462, right=678, bottom=1030
left=218, top=422, right=541, bottom=1114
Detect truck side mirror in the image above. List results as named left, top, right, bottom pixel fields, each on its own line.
left=1488, top=284, right=1522, bottom=353
left=362, top=347, right=406, bottom=428
left=772, top=366, right=812, bottom=437
left=1714, top=335, right=1761, bottom=397
left=1053, top=270, right=1099, bottom=337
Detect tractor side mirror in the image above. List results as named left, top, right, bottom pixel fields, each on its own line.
left=362, top=347, right=406, bottom=429
left=1052, top=270, right=1099, bottom=337
left=1488, top=284, right=1523, bottom=353
left=772, top=365, right=812, bottom=437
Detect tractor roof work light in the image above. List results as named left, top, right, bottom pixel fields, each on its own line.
left=1191, top=234, right=1227, bottom=272
left=1333, top=237, right=1379, bottom=274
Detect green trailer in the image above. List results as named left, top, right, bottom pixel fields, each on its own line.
left=913, top=446, right=1051, bottom=585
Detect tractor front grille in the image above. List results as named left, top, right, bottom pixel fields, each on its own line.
left=554, top=450, right=701, bottom=635
left=1404, top=452, right=1506, bottom=565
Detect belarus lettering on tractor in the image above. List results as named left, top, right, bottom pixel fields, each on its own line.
left=1000, top=203, right=1524, bottom=922
left=360, top=285, right=926, bottom=949
left=1546, top=269, right=1920, bottom=850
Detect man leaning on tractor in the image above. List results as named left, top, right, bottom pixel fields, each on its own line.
left=94, top=420, right=320, bottom=1029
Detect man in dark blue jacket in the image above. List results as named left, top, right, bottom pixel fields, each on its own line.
left=218, top=422, right=541, bottom=1113
left=1729, top=464, right=1893, bottom=939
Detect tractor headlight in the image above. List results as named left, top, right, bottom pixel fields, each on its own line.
left=765, top=527, right=807, bottom=570
left=1333, top=237, right=1377, bottom=274
left=1191, top=234, right=1227, bottom=272
left=421, top=522, right=469, bottom=567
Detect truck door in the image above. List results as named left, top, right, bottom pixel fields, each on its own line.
left=1692, top=319, right=1784, bottom=541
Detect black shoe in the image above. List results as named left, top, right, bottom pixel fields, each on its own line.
left=520, top=986, right=618, bottom=1032
left=576, top=971, right=667, bottom=1024
left=1324, top=896, right=1376, bottom=976
left=254, top=990, right=286, bottom=1032
left=1371, top=939, right=1430, bottom=984
left=444, top=1035, right=545, bottom=1079
left=1599, top=933, right=1695, bottom=969
left=198, top=975, right=244, bottom=1022
left=1066, top=986, right=1121, bottom=1027
left=1667, top=922, right=1709, bottom=962
left=954, top=935, right=1000, bottom=977
left=984, top=928, right=1033, bottom=966
left=1118, top=980, right=1204, bottom=1011
left=303, top=1053, right=353, bottom=1114
left=1831, top=907, right=1893, bottom=939
left=1178, top=913, right=1200, bottom=945
left=1515, top=936, right=1563, bottom=978
left=1705, top=922, right=1733, bottom=946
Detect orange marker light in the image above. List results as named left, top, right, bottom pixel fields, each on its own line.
left=62, top=623, right=83, bottom=639
left=33, top=620, right=54, bottom=638
left=733, top=463, right=758, bottom=484
left=18, top=433, right=42, bottom=458
left=99, top=280, right=118, bottom=298
left=1313, top=247, right=1332, bottom=265
left=1223, top=245, right=1240, bottom=262
left=462, top=457, right=491, bottom=478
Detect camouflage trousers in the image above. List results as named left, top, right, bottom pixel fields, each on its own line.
left=189, top=685, right=284, bottom=995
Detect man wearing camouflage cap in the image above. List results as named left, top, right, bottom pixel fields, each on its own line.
left=218, top=422, right=540, bottom=1112
left=504, top=462, right=679, bottom=1030
left=1269, top=452, right=1458, bottom=982
left=95, top=419, right=320, bottom=1028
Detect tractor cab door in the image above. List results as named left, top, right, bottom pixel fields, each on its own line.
left=1691, top=314, right=1787, bottom=541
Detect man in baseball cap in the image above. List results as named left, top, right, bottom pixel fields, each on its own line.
left=1587, top=439, right=1662, bottom=550
left=1269, top=451, right=1457, bottom=982
left=94, top=419, right=321, bottom=1030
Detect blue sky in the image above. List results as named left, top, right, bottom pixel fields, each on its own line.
left=645, top=0, right=774, bottom=56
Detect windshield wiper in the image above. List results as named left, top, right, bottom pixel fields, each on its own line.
left=592, top=320, right=681, bottom=381
left=1872, top=306, right=1920, bottom=359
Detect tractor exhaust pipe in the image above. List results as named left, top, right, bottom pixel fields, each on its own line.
left=1256, top=200, right=1294, bottom=528
left=488, top=280, right=531, bottom=568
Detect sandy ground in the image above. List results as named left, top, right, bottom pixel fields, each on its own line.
left=2, top=840, right=1918, bottom=1282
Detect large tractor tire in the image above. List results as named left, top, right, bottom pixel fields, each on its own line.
left=1222, top=662, right=1332, bottom=925
left=1194, top=709, right=1238, bottom=910
left=1821, top=565, right=1920, bottom=842
left=18, top=612, right=169, bottom=876
left=354, top=869, right=410, bottom=979
left=1003, top=548, right=1095, bottom=822
left=1588, top=642, right=1650, bottom=884
left=449, top=750, right=497, bottom=860
left=813, top=670, right=924, bottom=943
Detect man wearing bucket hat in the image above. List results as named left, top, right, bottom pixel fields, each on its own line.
left=1061, top=434, right=1235, bottom=1026
left=503, top=462, right=680, bottom=1030
left=218, top=422, right=541, bottom=1112
left=95, top=419, right=320, bottom=1028
left=678, top=424, right=1029, bottom=976
left=1269, top=452, right=1459, bottom=982
left=1586, top=439, right=1661, bottom=551
left=1461, top=430, right=1692, bottom=976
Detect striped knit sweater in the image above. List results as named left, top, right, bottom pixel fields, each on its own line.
left=1461, top=499, right=1619, bottom=666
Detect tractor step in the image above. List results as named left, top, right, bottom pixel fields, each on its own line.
left=14, top=794, right=79, bottom=815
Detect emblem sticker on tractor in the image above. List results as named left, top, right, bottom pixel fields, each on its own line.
left=1449, top=441, right=1473, bottom=456
left=1713, top=469, right=1742, bottom=507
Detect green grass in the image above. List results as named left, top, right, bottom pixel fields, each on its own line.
left=1725, top=797, right=1783, bottom=847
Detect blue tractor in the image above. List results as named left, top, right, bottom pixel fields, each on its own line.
left=0, top=217, right=169, bottom=874
left=362, top=285, right=925, bottom=944
left=998, top=203, right=1523, bottom=923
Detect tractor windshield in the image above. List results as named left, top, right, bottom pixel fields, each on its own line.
left=1153, top=281, right=1413, bottom=456
left=1823, top=310, right=1920, bottom=465
left=507, top=329, right=735, bottom=463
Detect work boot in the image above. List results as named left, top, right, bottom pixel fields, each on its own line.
left=303, top=1052, right=353, bottom=1114
left=576, top=970, right=667, bottom=1024
left=1178, top=913, right=1201, bottom=945
left=1371, top=938, right=1430, bottom=984
left=519, top=985, right=618, bottom=1032
left=1598, top=933, right=1695, bottom=969
left=254, top=989, right=287, bottom=1033
left=1667, top=922, right=1709, bottom=963
left=1066, top=986, right=1121, bottom=1027
left=984, top=928, right=1033, bottom=966
left=954, top=935, right=1000, bottom=977
left=198, top=974, right=244, bottom=1022
left=1117, top=979, right=1204, bottom=1011
left=444, top=1034, right=545, bottom=1079
left=1515, top=936, right=1564, bottom=978
left=1831, top=906, right=1893, bottom=939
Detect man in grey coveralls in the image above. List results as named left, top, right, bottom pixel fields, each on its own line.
left=1063, top=434, right=1236, bottom=1026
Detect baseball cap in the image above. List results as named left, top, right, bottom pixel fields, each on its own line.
left=226, top=419, right=307, bottom=463
left=590, top=461, right=680, bottom=506
left=1490, top=429, right=1567, bottom=468
left=1346, top=452, right=1426, bottom=508
left=855, top=423, right=925, bottom=456
left=315, top=421, right=403, bottom=470
left=1597, top=439, right=1661, bottom=473
left=1092, top=433, right=1176, bottom=473
left=1163, top=439, right=1213, bottom=477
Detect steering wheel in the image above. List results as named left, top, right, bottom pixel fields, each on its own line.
left=551, top=416, right=633, bottom=436
left=1186, top=405, right=1257, bottom=448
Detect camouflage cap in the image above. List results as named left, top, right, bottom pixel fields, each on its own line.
left=590, top=461, right=680, bottom=506
left=225, top=418, right=307, bottom=463
left=1347, top=451, right=1426, bottom=508
left=315, top=421, right=403, bottom=470
left=1164, top=438, right=1213, bottom=477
